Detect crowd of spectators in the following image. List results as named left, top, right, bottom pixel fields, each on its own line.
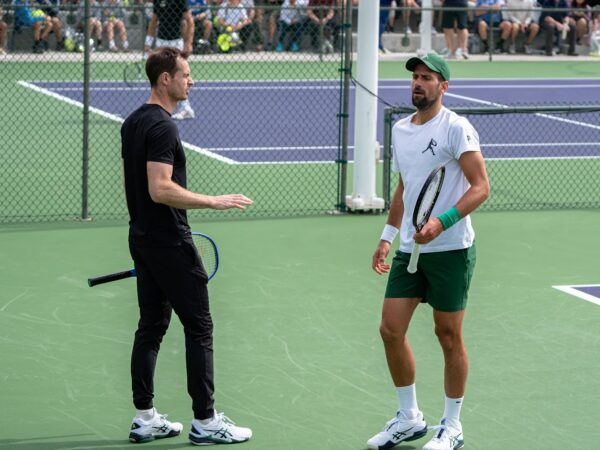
left=0, top=0, right=598, bottom=56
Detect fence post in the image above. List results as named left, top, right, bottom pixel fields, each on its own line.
left=81, top=0, right=91, bottom=220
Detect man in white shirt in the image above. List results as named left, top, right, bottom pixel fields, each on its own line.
left=504, top=0, right=540, bottom=53
left=367, top=53, right=490, bottom=450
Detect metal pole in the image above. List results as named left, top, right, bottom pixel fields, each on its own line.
left=382, top=108, right=392, bottom=210
left=337, top=0, right=353, bottom=212
left=81, top=0, right=91, bottom=220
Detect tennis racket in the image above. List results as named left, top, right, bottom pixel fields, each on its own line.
left=88, top=232, right=219, bottom=287
left=123, top=54, right=146, bottom=87
left=407, top=165, right=445, bottom=274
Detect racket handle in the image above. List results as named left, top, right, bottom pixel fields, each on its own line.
left=88, top=269, right=136, bottom=287
left=407, top=243, right=421, bottom=274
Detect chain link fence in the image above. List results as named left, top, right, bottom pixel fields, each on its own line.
left=383, top=105, right=600, bottom=211
left=0, top=0, right=352, bottom=223
left=2, top=1, right=600, bottom=224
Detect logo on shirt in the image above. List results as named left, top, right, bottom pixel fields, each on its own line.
left=422, top=138, right=437, bottom=156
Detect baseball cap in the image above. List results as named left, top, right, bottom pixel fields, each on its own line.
left=405, top=53, right=450, bottom=81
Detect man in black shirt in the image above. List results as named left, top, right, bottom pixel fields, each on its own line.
left=144, top=0, right=196, bottom=120
left=122, top=47, right=253, bottom=445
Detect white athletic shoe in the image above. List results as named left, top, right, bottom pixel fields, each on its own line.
left=422, top=418, right=464, bottom=450
left=129, top=409, right=183, bottom=443
left=189, top=411, right=252, bottom=445
left=367, top=410, right=428, bottom=450
left=172, top=106, right=195, bottom=120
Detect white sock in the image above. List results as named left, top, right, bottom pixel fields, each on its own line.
left=136, top=407, right=155, bottom=421
left=396, top=384, right=419, bottom=417
left=443, top=396, right=463, bottom=424
left=197, top=413, right=215, bottom=426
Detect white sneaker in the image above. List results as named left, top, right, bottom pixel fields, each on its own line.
left=129, top=409, right=183, bottom=443
left=189, top=411, right=252, bottom=445
left=454, top=48, right=462, bottom=59
left=172, top=106, right=195, bottom=120
left=460, top=49, right=469, bottom=60
left=508, top=44, right=516, bottom=54
left=422, top=418, right=464, bottom=450
left=367, top=410, right=428, bottom=449
left=524, top=44, right=532, bottom=54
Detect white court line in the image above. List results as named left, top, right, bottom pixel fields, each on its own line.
left=379, top=84, right=600, bottom=89
left=48, top=85, right=343, bottom=92
left=17, top=80, right=238, bottom=165
left=484, top=142, right=600, bottom=147
left=553, top=285, right=600, bottom=307
left=446, top=92, right=600, bottom=131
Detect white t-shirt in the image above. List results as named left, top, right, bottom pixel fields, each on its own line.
left=391, top=106, right=481, bottom=253
left=218, top=4, right=248, bottom=25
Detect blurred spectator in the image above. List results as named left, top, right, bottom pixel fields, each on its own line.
left=37, top=0, right=65, bottom=50
left=242, top=0, right=266, bottom=51
left=387, top=0, right=421, bottom=34
left=275, top=0, right=308, bottom=51
left=15, top=0, right=63, bottom=52
left=379, top=0, right=392, bottom=53
left=189, top=0, right=213, bottom=52
left=76, top=0, right=104, bottom=50
left=441, top=0, right=470, bottom=59
left=590, top=6, right=600, bottom=54
left=504, top=0, right=540, bottom=53
left=539, top=0, right=576, bottom=55
left=570, top=0, right=592, bottom=44
left=255, top=0, right=283, bottom=50
left=474, top=0, right=512, bottom=52
left=0, top=5, right=7, bottom=54
left=145, top=0, right=195, bottom=119
left=306, top=0, right=338, bottom=52
left=102, top=0, right=129, bottom=51
left=217, top=0, right=253, bottom=50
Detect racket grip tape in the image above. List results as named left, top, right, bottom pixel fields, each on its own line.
left=88, top=269, right=136, bottom=287
left=407, top=243, right=421, bottom=274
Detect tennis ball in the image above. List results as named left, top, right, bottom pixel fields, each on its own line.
left=225, top=26, right=232, bottom=33
left=64, top=37, right=75, bottom=52
left=32, top=9, right=45, bottom=17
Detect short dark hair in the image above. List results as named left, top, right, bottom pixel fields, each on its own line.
left=145, top=47, right=190, bottom=87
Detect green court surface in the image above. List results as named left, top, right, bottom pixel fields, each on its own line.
left=1, top=210, right=599, bottom=449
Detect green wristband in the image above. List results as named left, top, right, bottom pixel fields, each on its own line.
left=437, top=207, right=462, bottom=231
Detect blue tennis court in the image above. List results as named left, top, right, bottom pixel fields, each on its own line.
left=20, top=78, right=600, bottom=163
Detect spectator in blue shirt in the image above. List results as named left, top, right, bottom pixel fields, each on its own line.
left=539, top=0, right=577, bottom=55
left=189, top=0, right=213, bottom=52
left=474, top=0, right=512, bottom=52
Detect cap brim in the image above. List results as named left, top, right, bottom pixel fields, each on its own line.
left=405, top=56, right=446, bottom=80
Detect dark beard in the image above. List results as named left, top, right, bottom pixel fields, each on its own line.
left=412, top=93, right=436, bottom=111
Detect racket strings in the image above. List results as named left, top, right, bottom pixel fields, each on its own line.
left=415, top=172, right=443, bottom=229
left=194, top=236, right=217, bottom=277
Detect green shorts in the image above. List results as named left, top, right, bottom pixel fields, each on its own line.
left=384, top=244, right=476, bottom=312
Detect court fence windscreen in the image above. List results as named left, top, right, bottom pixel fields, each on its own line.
left=0, top=1, right=353, bottom=223
left=383, top=105, right=600, bottom=211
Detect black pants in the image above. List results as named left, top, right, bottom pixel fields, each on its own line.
left=543, top=21, right=575, bottom=55
left=129, top=239, right=214, bottom=420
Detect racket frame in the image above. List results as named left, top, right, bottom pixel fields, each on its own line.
left=407, top=165, right=446, bottom=274
left=87, top=232, right=218, bottom=287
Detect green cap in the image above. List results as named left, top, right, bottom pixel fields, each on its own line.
left=405, top=53, right=450, bottom=81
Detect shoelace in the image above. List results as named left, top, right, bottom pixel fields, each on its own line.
left=427, top=424, right=461, bottom=441
left=213, top=412, right=237, bottom=427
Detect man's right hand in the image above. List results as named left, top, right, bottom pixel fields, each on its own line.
left=372, top=241, right=391, bottom=274
left=210, top=194, right=254, bottom=210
